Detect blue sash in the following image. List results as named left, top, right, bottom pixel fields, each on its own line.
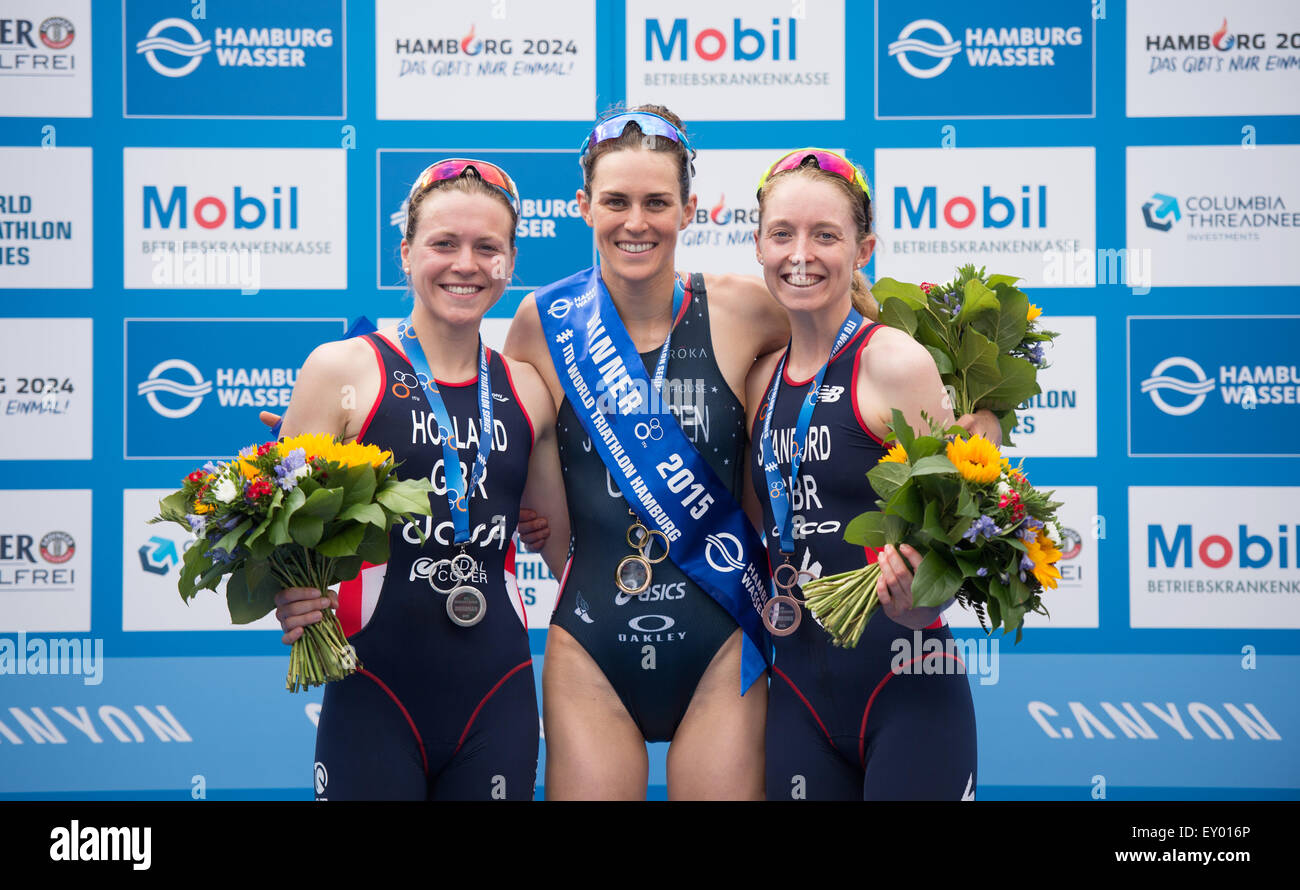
left=536, top=266, right=772, bottom=693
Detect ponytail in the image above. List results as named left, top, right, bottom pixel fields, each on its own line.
left=851, top=270, right=879, bottom=321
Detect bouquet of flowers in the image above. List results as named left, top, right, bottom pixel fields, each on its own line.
left=152, top=433, right=435, bottom=691
left=871, top=264, right=1057, bottom=445
left=800, top=411, right=1063, bottom=647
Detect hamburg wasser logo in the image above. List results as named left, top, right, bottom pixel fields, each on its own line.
left=137, top=359, right=213, bottom=419
left=136, top=18, right=211, bottom=77
left=1142, top=193, right=1181, bottom=231
left=1140, top=357, right=1215, bottom=416
left=888, top=20, right=961, bottom=79
left=888, top=18, right=1084, bottom=79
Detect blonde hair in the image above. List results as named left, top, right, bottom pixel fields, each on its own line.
left=756, top=161, right=878, bottom=321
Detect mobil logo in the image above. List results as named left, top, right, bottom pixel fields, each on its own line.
left=1148, top=522, right=1298, bottom=570
left=893, top=184, right=1047, bottom=230
left=645, top=16, right=798, bottom=61
left=142, top=184, right=299, bottom=231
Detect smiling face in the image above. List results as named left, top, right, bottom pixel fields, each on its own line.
left=578, top=148, right=696, bottom=288
left=756, top=174, right=873, bottom=315
left=400, top=188, right=516, bottom=327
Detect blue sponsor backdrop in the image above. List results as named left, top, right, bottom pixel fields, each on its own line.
left=0, top=0, right=1299, bottom=801
left=377, top=149, right=593, bottom=291
left=1128, top=316, right=1300, bottom=457
left=876, top=0, right=1095, bottom=119
left=124, top=0, right=346, bottom=118
left=124, top=319, right=346, bottom=459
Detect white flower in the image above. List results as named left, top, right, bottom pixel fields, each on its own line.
left=213, top=477, right=238, bottom=504
left=292, top=464, right=312, bottom=482
left=1046, top=523, right=1062, bottom=546
left=996, top=481, right=1012, bottom=497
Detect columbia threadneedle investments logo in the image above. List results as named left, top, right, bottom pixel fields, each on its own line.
left=1142, top=193, right=1181, bottom=231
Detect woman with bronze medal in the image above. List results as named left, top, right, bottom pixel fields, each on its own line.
left=745, top=149, right=983, bottom=800
left=504, top=106, right=790, bottom=799
left=271, top=160, right=571, bottom=799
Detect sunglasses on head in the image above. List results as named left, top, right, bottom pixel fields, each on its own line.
left=578, top=111, right=696, bottom=176
left=408, top=158, right=521, bottom=214
left=756, top=148, right=872, bottom=204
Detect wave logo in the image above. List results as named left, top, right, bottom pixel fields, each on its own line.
left=705, top=532, right=746, bottom=574
left=137, top=359, right=212, bottom=419
left=461, top=23, right=482, bottom=55
left=1142, top=193, right=1181, bottom=232
left=888, top=19, right=961, bottom=79
left=1212, top=18, right=1234, bottom=51
left=136, top=18, right=212, bottom=78
left=1140, top=356, right=1215, bottom=416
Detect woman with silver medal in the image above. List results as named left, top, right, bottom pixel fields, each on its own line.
left=270, top=160, right=570, bottom=800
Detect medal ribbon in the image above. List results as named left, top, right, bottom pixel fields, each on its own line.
left=536, top=266, right=773, bottom=692
left=761, top=309, right=864, bottom=556
left=398, top=317, right=493, bottom=546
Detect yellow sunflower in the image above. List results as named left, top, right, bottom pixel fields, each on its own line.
left=1027, top=303, right=1042, bottom=322
left=278, top=432, right=337, bottom=462
left=238, top=458, right=261, bottom=480
left=192, top=499, right=213, bottom=515
left=945, top=434, right=1002, bottom=484
left=1025, top=532, right=1063, bottom=589
left=879, top=443, right=908, bottom=464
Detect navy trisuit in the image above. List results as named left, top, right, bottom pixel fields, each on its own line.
left=751, top=323, right=978, bottom=800
left=550, top=274, right=749, bottom=742
left=314, top=332, right=538, bottom=800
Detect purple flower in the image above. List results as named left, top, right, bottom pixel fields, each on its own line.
left=274, top=447, right=308, bottom=490
left=976, top=567, right=988, bottom=577
left=208, top=546, right=236, bottom=565
left=186, top=514, right=207, bottom=535
left=1027, top=343, right=1046, bottom=367
left=1020, top=554, right=1035, bottom=571
left=963, top=515, right=1000, bottom=542
left=201, top=461, right=221, bottom=475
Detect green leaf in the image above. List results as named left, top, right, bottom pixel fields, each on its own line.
left=921, top=499, right=948, bottom=544
left=909, top=455, right=957, bottom=477
left=887, top=408, right=915, bottom=451
left=911, top=549, right=964, bottom=608
left=214, top=518, right=252, bottom=556
left=905, top=435, right=944, bottom=461
left=356, top=523, right=392, bottom=565
left=1008, top=572, right=1033, bottom=606
left=288, top=513, right=324, bottom=548
left=155, top=489, right=194, bottom=523
left=177, top=541, right=212, bottom=602
left=338, top=502, right=388, bottom=527
left=923, top=345, right=954, bottom=375
left=985, top=273, right=1021, bottom=288
left=844, top=510, right=888, bottom=547
left=992, top=288, right=1030, bottom=352
left=955, top=328, right=999, bottom=374
left=879, top=298, right=918, bottom=337
left=883, top=513, right=910, bottom=546
left=226, top=560, right=281, bottom=625
left=955, top=486, right=981, bottom=519
left=327, top=554, right=364, bottom=586
left=987, top=591, right=1003, bottom=629
left=978, top=355, right=1040, bottom=412
left=300, top=486, right=345, bottom=522
left=871, top=278, right=927, bottom=309
left=912, top=310, right=949, bottom=352
left=296, top=475, right=321, bottom=498
left=316, top=524, right=366, bottom=558
left=867, top=460, right=912, bottom=500
left=340, top=463, right=377, bottom=509
left=196, top=559, right=227, bottom=593
left=956, top=278, right=1000, bottom=323
left=375, top=483, right=438, bottom=517
left=884, top=479, right=922, bottom=524
left=953, top=552, right=982, bottom=578
left=270, top=487, right=306, bottom=546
